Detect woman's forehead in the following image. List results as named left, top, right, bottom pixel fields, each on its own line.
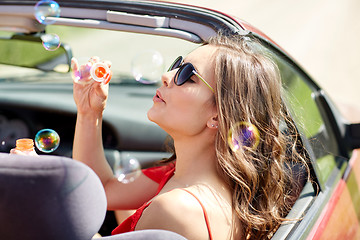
left=185, top=45, right=217, bottom=68
left=187, top=45, right=217, bottom=59
left=185, top=45, right=218, bottom=89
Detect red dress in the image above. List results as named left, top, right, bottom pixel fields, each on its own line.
left=111, top=163, right=175, bottom=235
left=111, top=162, right=213, bottom=240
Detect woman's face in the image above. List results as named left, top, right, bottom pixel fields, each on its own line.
left=147, top=45, right=218, bottom=138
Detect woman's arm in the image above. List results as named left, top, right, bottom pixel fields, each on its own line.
left=72, top=57, right=158, bottom=210
left=73, top=111, right=159, bottom=209
left=73, top=112, right=112, bottom=185
left=72, top=56, right=113, bottom=185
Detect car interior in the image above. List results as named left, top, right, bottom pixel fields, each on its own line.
left=1, top=1, right=360, bottom=239
left=0, top=153, right=187, bottom=240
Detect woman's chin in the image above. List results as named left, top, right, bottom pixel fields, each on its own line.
left=147, top=107, right=158, bottom=123
left=148, top=109, right=169, bottom=131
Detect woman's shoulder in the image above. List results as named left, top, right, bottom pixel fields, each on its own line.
left=154, top=187, right=207, bottom=215
left=137, top=188, right=207, bottom=224
left=135, top=188, right=210, bottom=239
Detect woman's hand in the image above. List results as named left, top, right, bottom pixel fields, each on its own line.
left=72, top=57, right=112, bottom=116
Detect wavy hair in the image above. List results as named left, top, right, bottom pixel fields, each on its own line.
left=206, top=34, right=309, bottom=239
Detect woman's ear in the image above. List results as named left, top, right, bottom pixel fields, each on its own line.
left=207, top=115, right=218, bottom=129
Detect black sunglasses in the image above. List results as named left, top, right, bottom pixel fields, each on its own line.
left=168, top=56, right=214, bottom=93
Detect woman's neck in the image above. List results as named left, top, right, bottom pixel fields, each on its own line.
left=165, top=134, right=233, bottom=209
left=171, top=134, right=219, bottom=185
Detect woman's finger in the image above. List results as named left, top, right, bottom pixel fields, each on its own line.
left=103, top=70, right=113, bottom=85
left=71, top=57, right=79, bottom=73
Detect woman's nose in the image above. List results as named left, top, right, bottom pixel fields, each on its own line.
left=161, top=71, right=174, bottom=88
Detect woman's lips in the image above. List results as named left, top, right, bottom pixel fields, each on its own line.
left=153, top=89, right=165, bottom=103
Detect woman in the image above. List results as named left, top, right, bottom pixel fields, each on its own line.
left=72, top=34, right=308, bottom=240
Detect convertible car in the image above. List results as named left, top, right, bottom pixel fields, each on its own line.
left=0, top=0, right=360, bottom=239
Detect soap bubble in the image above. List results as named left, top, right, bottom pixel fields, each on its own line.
left=41, top=33, right=60, bottom=51
left=114, top=155, right=141, bottom=184
left=35, top=129, right=60, bottom=153
left=131, top=50, right=165, bottom=84
left=34, top=0, right=61, bottom=25
left=71, top=57, right=92, bottom=84
left=228, top=122, right=260, bottom=152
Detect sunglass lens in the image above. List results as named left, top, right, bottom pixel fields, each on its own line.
left=168, top=56, right=183, bottom=72
left=175, top=64, right=193, bottom=85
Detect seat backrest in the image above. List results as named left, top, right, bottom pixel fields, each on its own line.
left=100, top=229, right=188, bottom=240
left=0, top=153, right=107, bottom=240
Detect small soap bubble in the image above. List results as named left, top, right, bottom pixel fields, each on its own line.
left=228, top=122, right=260, bottom=152
left=34, top=0, right=61, bottom=25
left=131, top=50, right=165, bottom=84
left=41, top=33, right=60, bottom=51
left=35, top=129, right=60, bottom=153
left=114, top=155, right=141, bottom=184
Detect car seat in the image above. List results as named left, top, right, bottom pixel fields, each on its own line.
left=0, top=153, right=187, bottom=240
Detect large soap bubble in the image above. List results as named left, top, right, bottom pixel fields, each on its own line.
left=35, top=129, right=60, bottom=153
left=131, top=50, right=165, bottom=84
left=114, top=155, right=142, bottom=184
left=34, top=0, right=61, bottom=25
left=228, top=122, right=260, bottom=152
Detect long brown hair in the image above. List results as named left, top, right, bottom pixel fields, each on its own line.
left=207, top=34, right=309, bottom=239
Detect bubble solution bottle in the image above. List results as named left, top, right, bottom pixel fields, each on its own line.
left=15, top=138, right=37, bottom=155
